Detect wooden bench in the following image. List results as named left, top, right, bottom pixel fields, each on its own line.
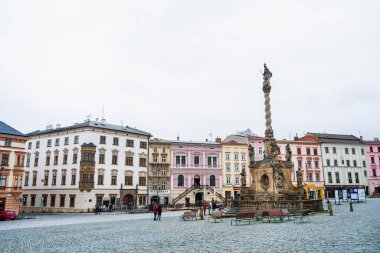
left=261, top=209, right=283, bottom=223
left=208, top=211, right=223, bottom=223
left=281, top=209, right=291, bottom=221
left=293, top=210, right=310, bottom=223
left=231, top=210, right=255, bottom=226
left=180, top=211, right=197, bottom=221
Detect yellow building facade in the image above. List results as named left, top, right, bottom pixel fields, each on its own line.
left=148, top=138, right=171, bottom=205
left=221, top=136, right=248, bottom=200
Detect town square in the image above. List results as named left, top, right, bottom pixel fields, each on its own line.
left=0, top=200, right=379, bottom=252
left=1, top=1, right=380, bottom=252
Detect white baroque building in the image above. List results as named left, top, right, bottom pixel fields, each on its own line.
left=22, top=120, right=151, bottom=213
left=307, top=133, right=368, bottom=198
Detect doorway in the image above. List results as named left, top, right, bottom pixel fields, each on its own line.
left=194, top=175, right=200, bottom=186
left=185, top=198, right=190, bottom=207
left=0, top=198, right=5, bottom=212
left=195, top=192, right=203, bottom=206
left=123, top=194, right=134, bottom=205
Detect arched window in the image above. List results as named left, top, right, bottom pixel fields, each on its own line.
left=210, top=175, right=216, bottom=187
left=178, top=175, right=184, bottom=187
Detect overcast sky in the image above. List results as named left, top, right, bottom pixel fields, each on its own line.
left=1, top=1, right=379, bottom=141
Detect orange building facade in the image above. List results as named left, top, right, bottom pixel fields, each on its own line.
left=0, top=122, right=27, bottom=215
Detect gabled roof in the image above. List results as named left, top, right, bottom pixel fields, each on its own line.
left=0, top=121, right=24, bottom=136
left=307, top=132, right=364, bottom=145
left=26, top=121, right=151, bottom=137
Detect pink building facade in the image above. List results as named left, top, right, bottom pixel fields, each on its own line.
left=170, top=140, right=223, bottom=206
left=277, top=135, right=325, bottom=199
left=365, top=138, right=380, bottom=196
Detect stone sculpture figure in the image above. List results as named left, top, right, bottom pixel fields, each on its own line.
left=296, top=167, right=303, bottom=188
left=285, top=144, right=292, bottom=162
left=270, top=142, right=280, bottom=156
left=248, top=144, right=255, bottom=166
left=263, top=63, right=272, bottom=79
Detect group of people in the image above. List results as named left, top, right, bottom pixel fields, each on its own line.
left=202, top=200, right=217, bottom=215
left=152, top=203, right=163, bottom=221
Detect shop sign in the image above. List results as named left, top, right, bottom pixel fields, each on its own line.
left=350, top=189, right=359, bottom=201
left=358, top=189, right=366, bottom=201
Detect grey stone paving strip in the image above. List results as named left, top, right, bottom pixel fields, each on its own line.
left=0, top=199, right=379, bottom=253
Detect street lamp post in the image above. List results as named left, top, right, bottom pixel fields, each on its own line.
left=156, top=168, right=160, bottom=205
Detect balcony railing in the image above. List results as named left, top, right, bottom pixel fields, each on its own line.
left=79, top=181, right=94, bottom=191
left=80, top=161, right=95, bottom=167
left=174, top=164, right=220, bottom=169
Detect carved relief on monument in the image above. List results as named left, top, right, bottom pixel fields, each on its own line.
left=260, top=174, right=270, bottom=191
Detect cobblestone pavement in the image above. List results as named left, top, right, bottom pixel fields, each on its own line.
left=0, top=199, right=379, bottom=253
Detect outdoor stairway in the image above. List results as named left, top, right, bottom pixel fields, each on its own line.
left=172, top=185, right=195, bottom=204
left=172, top=185, right=226, bottom=205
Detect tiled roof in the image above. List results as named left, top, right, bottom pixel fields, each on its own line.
left=307, top=132, right=364, bottom=145
left=26, top=121, right=151, bottom=137
left=0, top=121, right=24, bottom=136
left=150, top=138, right=171, bottom=144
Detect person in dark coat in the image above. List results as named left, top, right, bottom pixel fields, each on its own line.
left=157, top=205, right=162, bottom=221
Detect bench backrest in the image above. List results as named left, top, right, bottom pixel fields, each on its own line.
left=301, top=210, right=309, bottom=216
left=236, top=212, right=253, bottom=219
left=281, top=209, right=289, bottom=216
left=214, top=211, right=222, bottom=218
left=268, top=209, right=282, bottom=217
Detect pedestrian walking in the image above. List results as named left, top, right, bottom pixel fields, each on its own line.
left=157, top=205, right=162, bottom=221
left=212, top=201, right=216, bottom=213
left=153, top=203, right=158, bottom=220
left=207, top=201, right=211, bottom=215
left=95, top=203, right=100, bottom=215
left=203, top=201, right=207, bottom=215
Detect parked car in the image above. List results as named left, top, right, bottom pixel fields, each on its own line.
left=0, top=210, right=17, bottom=220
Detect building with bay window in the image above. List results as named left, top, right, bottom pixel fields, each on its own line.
left=22, top=119, right=151, bottom=213
left=148, top=138, right=171, bottom=205
left=0, top=121, right=27, bottom=215
left=170, top=139, right=224, bottom=206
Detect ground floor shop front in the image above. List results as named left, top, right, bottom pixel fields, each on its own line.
left=171, top=187, right=224, bottom=206
left=0, top=191, right=22, bottom=215
left=21, top=189, right=148, bottom=213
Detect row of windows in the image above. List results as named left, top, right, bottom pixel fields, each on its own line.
left=326, top=159, right=365, bottom=168
left=27, top=136, right=147, bottom=149
left=0, top=153, right=24, bottom=167
left=22, top=194, right=76, bottom=208
left=25, top=153, right=147, bottom=167
left=99, top=136, right=147, bottom=149
left=177, top=175, right=216, bottom=187
left=175, top=156, right=218, bottom=167
left=24, top=171, right=147, bottom=187
left=28, top=136, right=80, bottom=149
left=152, top=147, right=168, bottom=153
left=327, top=172, right=360, bottom=184
left=325, top=147, right=365, bottom=155
left=369, top=146, right=380, bottom=153
left=225, top=163, right=246, bottom=172
left=296, top=160, right=319, bottom=169
left=370, top=156, right=380, bottom=164
left=225, top=176, right=240, bottom=185
left=296, top=147, right=318, bottom=156
left=225, top=153, right=247, bottom=161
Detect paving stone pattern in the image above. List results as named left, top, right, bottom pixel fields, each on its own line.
left=0, top=199, right=379, bottom=253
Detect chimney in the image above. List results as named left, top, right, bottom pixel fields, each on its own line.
left=56, top=124, right=61, bottom=129
left=360, top=136, right=363, bottom=140
left=177, top=136, right=179, bottom=141
left=215, top=137, right=222, bottom=143
left=294, top=136, right=299, bottom=141
left=205, top=139, right=208, bottom=142
left=101, top=118, right=106, bottom=125
left=95, top=118, right=99, bottom=124
left=46, top=125, right=50, bottom=130
left=375, top=138, right=379, bottom=142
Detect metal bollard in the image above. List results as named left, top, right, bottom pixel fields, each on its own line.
left=200, top=207, right=204, bottom=220
left=349, top=201, right=353, bottom=212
